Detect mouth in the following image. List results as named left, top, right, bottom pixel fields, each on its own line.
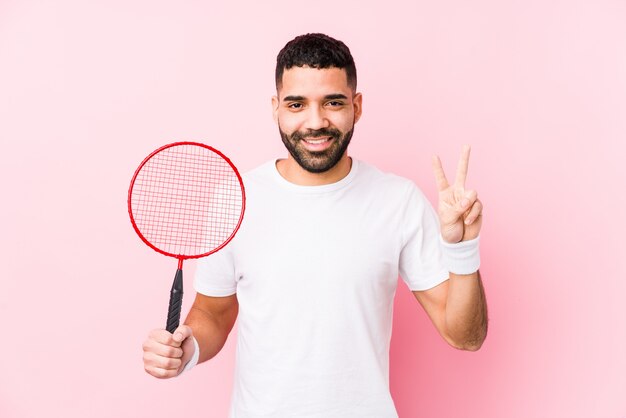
left=303, top=136, right=331, bottom=144
left=301, top=136, right=334, bottom=151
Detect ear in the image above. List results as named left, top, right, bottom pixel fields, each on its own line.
left=352, top=92, right=363, bottom=124
left=271, top=95, right=279, bottom=123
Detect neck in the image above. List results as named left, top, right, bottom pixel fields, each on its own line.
left=276, top=154, right=352, bottom=186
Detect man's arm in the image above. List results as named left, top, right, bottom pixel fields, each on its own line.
left=412, top=271, right=488, bottom=351
left=418, top=145, right=487, bottom=351
left=185, top=293, right=239, bottom=364
left=142, top=293, right=238, bottom=378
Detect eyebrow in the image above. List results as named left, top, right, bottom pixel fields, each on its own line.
left=282, top=93, right=349, bottom=102
left=324, top=94, right=349, bottom=100
left=283, top=95, right=305, bottom=101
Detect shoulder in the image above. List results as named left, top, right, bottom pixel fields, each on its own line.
left=242, top=160, right=275, bottom=182
left=354, top=160, right=426, bottom=201
left=239, top=160, right=278, bottom=192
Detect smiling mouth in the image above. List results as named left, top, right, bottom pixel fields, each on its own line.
left=303, top=137, right=332, bottom=144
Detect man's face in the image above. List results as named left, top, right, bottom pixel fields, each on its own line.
left=272, top=66, right=362, bottom=173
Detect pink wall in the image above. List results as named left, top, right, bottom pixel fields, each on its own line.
left=1, top=1, right=624, bottom=417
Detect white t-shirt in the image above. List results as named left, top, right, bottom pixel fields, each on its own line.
left=194, top=159, right=449, bottom=418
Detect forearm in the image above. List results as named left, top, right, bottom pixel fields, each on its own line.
left=184, top=297, right=238, bottom=363
left=444, top=270, right=488, bottom=350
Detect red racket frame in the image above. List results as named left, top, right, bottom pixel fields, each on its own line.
left=127, top=141, right=246, bottom=269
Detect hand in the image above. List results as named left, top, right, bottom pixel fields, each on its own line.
left=432, top=145, right=483, bottom=243
left=142, top=325, right=195, bottom=379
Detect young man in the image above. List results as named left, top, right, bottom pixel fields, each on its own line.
left=142, top=33, right=487, bottom=417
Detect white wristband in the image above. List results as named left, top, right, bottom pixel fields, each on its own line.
left=179, top=336, right=200, bottom=375
left=440, top=235, right=480, bottom=275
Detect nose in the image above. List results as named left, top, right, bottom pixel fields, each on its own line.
left=303, top=105, right=330, bottom=130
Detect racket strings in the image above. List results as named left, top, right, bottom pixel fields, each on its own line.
left=130, top=144, right=243, bottom=256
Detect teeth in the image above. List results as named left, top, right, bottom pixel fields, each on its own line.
left=304, top=138, right=329, bottom=144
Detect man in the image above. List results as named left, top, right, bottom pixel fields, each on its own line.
left=142, top=33, right=487, bottom=417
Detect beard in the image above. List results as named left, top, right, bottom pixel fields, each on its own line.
left=279, top=124, right=354, bottom=174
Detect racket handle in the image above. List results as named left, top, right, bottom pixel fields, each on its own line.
left=165, top=269, right=183, bottom=333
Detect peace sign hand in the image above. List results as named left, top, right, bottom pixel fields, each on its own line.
left=432, top=145, right=483, bottom=244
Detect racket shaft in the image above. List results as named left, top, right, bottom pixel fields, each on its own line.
left=166, top=269, right=183, bottom=333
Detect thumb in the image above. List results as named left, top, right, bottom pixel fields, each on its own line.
left=172, top=324, right=193, bottom=345
left=456, top=189, right=477, bottom=212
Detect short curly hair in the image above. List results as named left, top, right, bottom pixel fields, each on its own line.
left=275, top=33, right=357, bottom=91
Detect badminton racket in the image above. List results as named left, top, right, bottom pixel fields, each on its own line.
left=128, top=142, right=245, bottom=333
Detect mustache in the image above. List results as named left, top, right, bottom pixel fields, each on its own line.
left=290, top=128, right=342, bottom=141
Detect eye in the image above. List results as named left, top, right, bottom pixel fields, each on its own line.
left=287, top=102, right=303, bottom=110
left=326, top=100, right=344, bottom=107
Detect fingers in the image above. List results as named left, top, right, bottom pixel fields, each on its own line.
left=148, top=328, right=176, bottom=345
left=439, top=189, right=478, bottom=229
left=172, top=325, right=193, bottom=345
left=143, top=352, right=183, bottom=379
left=143, top=337, right=184, bottom=358
left=432, top=155, right=449, bottom=191
left=433, top=145, right=472, bottom=191
left=454, top=144, right=471, bottom=188
left=456, top=189, right=477, bottom=213
left=143, top=326, right=194, bottom=379
left=464, top=198, right=483, bottom=225
left=147, top=325, right=192, bottom=347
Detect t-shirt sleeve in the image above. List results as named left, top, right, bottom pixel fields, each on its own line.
left=194, top=245, right=238, bottom=296
left=398, top=184, right=449, bottom=291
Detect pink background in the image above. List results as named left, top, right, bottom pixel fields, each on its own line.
left=1, top=1, right=624, bottom=417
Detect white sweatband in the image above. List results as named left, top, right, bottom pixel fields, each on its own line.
left=440, top=235, right=480, bottom=275
left=179, top=336, right=200, bottom=375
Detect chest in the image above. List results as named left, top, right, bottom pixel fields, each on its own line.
left=232, top=191, right=405, bottom=298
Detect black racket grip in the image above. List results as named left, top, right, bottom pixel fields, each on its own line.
left=165, top=269, right=183, bottom=333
